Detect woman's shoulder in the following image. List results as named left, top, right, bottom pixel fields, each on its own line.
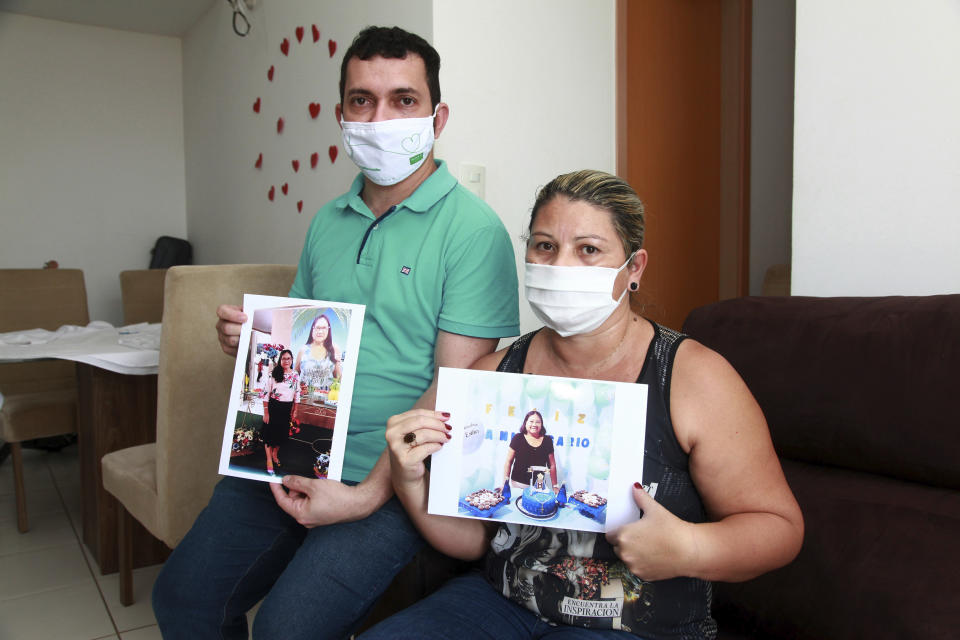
left=472, top=330, right=540, bottom=372
left=672, top=338, right=741, bottom=389
left=472, top=345, right=510, bottom=371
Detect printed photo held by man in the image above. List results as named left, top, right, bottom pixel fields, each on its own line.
left=151, top=26, right=520, bottom=640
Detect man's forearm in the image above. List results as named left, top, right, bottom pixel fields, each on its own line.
left=353, top=449, right=394, bottom=518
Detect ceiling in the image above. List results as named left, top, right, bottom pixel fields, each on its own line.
left=0, top=0, right=220, bottom=37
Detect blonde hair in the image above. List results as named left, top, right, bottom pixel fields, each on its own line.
left=529, top=170, right=645, bottom=256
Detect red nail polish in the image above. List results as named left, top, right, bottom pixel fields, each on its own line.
left=441, top=411, right=451, bottom=418
left=634, top=481, right=642, bottom=489
left=445, top=432, right=451, bottom=439
left=445, top=424, right=452, bottom=430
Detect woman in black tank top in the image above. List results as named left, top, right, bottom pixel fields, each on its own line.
left=366, top=171, right=803, bottom=640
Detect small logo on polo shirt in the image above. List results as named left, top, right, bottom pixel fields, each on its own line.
left=400, top=266, right=412, bottom=275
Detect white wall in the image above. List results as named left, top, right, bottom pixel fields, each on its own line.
left=182, top=0, right=615, bottom=335
left=0, top=12, right=186, bottom=324
left=792, top=0, right=960, bottom=296
left=182, top=0, right=432, bottom=266
left=434, top=0, right=616, bottom=333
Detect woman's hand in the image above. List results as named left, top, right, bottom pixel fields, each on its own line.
left=605, top=483, right=698, bottom=582
left=262, top=407, right=270, bottom=424
left=385, top=409, right=451, bottom=487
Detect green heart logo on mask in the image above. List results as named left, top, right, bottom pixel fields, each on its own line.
left=401, top=134, right=421, bottom=153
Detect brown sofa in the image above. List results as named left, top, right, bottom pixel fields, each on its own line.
left=682, top=295, right=960, bottom=639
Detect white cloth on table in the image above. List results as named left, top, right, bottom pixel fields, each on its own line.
left=0, top=322, right=160, bottom=375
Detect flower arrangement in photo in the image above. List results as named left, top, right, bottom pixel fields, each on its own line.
left=314, top=452, right=331, bottom=478
left=231, top=424, right=262, bottom=457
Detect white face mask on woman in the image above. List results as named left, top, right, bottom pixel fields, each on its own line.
left=340, top=105, right=438, bottom=186
left=524, top=252, right=636, bottom=337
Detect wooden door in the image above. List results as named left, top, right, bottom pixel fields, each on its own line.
left=617, top=0, right=751, bottom=330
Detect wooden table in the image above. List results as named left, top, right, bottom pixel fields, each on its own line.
left=297, top=400, right=337, bottom=429
left=76, top=363, right=169, bottom=573
left=0, top=324, right=166, bottom=574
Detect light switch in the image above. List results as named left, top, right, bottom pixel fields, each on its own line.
left=459, top=163, right=486, bottom=200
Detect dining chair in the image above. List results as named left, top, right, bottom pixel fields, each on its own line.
left=0, top=268, right=90, bottom=532
left=101, top=264, right=296, bottom=605
left=119, top=269, right=168, bottom=324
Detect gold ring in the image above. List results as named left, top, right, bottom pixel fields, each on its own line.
left=403, top=431, right=417, bottom=445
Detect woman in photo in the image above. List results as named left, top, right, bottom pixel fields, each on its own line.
left=368, top=170, right=804, bottom=639
left=262, top=349, right=299, bottom=476
left=295, top=313, right=342, bottom=395
left=502, top=410, right=559, bottom=492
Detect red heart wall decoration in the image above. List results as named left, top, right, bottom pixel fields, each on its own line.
left=308, top=103, right=321, bottom=119
left=277, top=117, right=284, bottom=134
left=267, top=65, right=274, bottom=81
left=328, top=145, right=338, bottom=163
left=310, top=152, right=319, bottom=169
left=281, top=38, right=290, bottom=56
left=281, top=183, right=289, bottom=195
left=295, top=26, right=304, bottom=43
left=292, top=159, right=300, bottom=172
left=328, top=40, right=337, bottom=57
left=253, top=97, right=261, bottom=113
left=312, top=25, right=320, bottom=43
left=297, top=200, right=304, bottom=213
left=268, top=185, right=275, bottom=201
left=255, top=153, right=262, bottom=169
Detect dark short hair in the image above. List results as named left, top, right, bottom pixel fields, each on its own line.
left=339, top=26, right=441, bottom=110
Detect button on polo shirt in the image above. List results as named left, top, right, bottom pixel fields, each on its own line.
left=290, top=160, right=520, bottom=481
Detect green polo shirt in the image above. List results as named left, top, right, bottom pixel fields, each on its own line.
left=289, top=160, right=520, bottom=481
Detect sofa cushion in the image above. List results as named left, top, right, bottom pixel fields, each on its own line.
left=682, top=295, right=960, bottom=489
left=712, top=459, right=960, bottom=639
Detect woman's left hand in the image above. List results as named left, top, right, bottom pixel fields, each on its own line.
left=605, top=483, right=698, bottom=581
left=385, top=409, right=450, bottom=487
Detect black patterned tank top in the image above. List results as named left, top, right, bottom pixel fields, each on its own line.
left=484, top=322, right=717, bottom=639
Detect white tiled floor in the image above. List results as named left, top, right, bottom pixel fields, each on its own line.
left=0, top=444, right=163, bottom=640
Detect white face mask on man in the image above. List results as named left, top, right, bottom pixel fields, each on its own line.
left=524, top=252, right=636, bottom=337
left=340, top=105, right=439, bottom=186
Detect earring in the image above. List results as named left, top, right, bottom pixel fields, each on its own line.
left=629, top=282, right=639, bottom=291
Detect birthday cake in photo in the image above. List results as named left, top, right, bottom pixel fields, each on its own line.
left=519, top=486, right=558, bottom=517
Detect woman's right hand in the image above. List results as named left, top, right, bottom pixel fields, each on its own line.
left=385, top=409, right=451, bottom=487
left=262, top=408, right=269, bottom=424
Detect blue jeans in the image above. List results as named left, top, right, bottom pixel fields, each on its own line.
left=359, top=572, right=638, bottom=640
left=152, top=476, right=424, bottom=640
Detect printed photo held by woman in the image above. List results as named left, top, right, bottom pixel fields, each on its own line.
left=503, top=410, right=559, bottom=492
left=261, top=349, right=300, bottom=476
left=367, top=170, right=804, bottom=639
left=295, top=313, right=342, bottom=393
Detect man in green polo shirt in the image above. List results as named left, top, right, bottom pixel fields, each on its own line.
left=152, top=26, right=519, bottom=640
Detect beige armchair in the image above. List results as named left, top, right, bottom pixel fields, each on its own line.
left=0, top=268, right=89, bottom=532
left=101, top=264, right=296, bottom=605
left=120, top=269, right=167, bottom=324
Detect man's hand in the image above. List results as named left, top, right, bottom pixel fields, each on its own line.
left=270, top=476, right=377, bottom=528
left=216, top=304, right=246, bottom=356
